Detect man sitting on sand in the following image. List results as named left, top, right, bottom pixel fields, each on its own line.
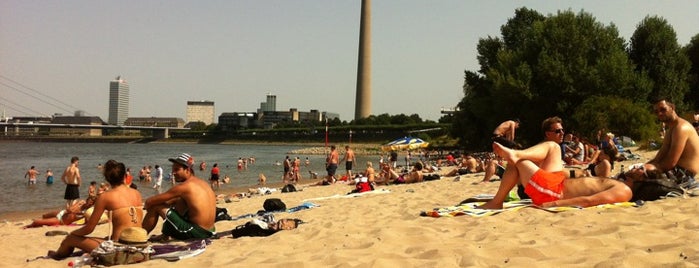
left=478, top=117, right=632, bottom=209
left=143, top=153, right=217, bottom=241
left=645, top=98, right=699, bottom=184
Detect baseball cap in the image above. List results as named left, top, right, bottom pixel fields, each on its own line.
left=169, top=153, right=194, bottom=169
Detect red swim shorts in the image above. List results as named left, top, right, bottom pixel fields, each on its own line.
left=524, top=169, right=566, bottom=206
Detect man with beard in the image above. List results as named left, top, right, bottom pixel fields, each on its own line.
left=646, top=98, right=699, bottom=184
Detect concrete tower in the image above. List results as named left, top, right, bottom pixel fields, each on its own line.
left=108, top=76, right=129, bottom=126
left=354, top=0, right=371, bottom=120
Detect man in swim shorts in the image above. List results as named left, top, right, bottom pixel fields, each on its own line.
left=325, top=145, right=339, bottom=183
left=143, top=153, right=217, bottom=240
left=478, top=117, right=631, bottom=208
left=61, top=156, right=81, bottom=209
left=645, top=98, right=699, bottom=186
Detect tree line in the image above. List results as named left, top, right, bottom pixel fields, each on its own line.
left=451, top=8, right=699, bottom=150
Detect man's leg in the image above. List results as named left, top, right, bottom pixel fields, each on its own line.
left=143, top=205, right=169, bottom=234
left=478, top=159, right=540, bottom=209
left=481, top=160, right=496, bottom=183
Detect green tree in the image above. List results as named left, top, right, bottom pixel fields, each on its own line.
left=571, top=96, right=658, bottom=142
left=684, top=34, right=699, bottom=111
left=454, top=8, right=647, bottom=148
left=628, top=16, right=691, bottom=109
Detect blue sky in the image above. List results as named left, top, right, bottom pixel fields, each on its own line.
left=2, top=1, right=697, bottom=122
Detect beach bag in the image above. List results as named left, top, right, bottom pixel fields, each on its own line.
left=263, top=198, right=287, bottom=212
left=215, top=207, right=232, bottom=222
left=281, top=184, right=297, bottom=193
left=631, top=177, right=683, bottom=201
left=231, top=222, right=278, bottom=238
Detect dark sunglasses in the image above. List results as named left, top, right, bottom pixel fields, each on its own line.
left=547, top=128, right=564, bottom=134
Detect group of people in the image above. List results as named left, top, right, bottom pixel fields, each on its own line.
left=479, top=98, right=699, bottom=209
left=46, top=153, right=218, bottom=260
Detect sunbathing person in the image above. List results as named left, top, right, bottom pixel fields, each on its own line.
left=25, top=200, right=90, bottom=228
left=49, top=160, right=144, bottom=259
left=478, top=141, right=632, bottom=209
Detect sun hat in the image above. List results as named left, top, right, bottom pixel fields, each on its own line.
left=169, top=153, right=194, bottom=169
left=119, top=227, right=149, bottom=244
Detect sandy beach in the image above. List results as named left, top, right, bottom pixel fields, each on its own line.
left=8, top=147, right=699, bottom=267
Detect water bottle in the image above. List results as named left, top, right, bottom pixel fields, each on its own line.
left=68, top=254, right=92, bottom=268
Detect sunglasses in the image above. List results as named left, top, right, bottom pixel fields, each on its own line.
left=547, top=128, right=564, bottom=134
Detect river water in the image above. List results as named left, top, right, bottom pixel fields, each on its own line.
left=0, top=142, right=353, bottom=214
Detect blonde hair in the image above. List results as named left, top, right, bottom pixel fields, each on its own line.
left=366, top=161, right=373, bottom=168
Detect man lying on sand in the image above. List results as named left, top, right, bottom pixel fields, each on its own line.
left=478, top=117, right=631, bottom=209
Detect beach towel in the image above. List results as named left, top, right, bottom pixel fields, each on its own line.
left=420, top=199, right=643, bottom=217
left=228, top=202, right=320, bottom=221
left=303, top=188, right=391, bottom=202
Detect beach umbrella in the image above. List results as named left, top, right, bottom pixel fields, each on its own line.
left=381, top=136, right=429, bottom=152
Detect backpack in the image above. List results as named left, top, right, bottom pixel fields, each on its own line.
left=281, top=184, right=297, bottom=193
left=263, top=198, right=287, bottom=212
left=631, top=177, right=683, bottom=201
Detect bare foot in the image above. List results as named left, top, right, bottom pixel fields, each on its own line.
left=492, top=142, right=518, bottom=164
left=47, top=250, right=62, bottom=260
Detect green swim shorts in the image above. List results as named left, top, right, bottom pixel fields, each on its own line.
left=162, top=208, right=215, bottom=240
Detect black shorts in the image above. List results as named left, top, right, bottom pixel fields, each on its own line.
left=210, top=174, right=220, bottom=181
left=64, top=184, right=80, bottom=200
left=346, top=161, right=353, bottom=171
left=326, top=164, right=338, bottom=176
left=492, top=136, right=519, bottom=149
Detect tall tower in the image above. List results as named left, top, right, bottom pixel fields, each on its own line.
left=354, top=0, right=372, bottom=120
left=108, top=76, right=129, bottom=126
left=259, top=93, right=277, bottom=113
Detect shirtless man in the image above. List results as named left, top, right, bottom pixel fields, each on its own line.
left=61, top=156, right=81, bottom=209
left=492, top=119, right=521, bottom=149
left=478, top=117, right=631, bottom=209
left=342, top=145, right=356, bottom=178
left=143, top=153, right=217, bottom=240
left=325, top=145, right=340, bottom=183
left=25, top=166, right=39, bottom=185
left=646, top=98, right=699, bottom=183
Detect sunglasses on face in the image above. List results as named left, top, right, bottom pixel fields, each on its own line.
left=547, top=128, right=564, bottom=134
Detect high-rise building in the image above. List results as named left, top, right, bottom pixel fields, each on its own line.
left=259, top=93, right=276, bottom=113
left=108, top=76, right=129, bottom=126
left=186, top=101, right=215, bottom=125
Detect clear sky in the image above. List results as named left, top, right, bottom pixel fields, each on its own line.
left=2, top=1, right=697, bottom=122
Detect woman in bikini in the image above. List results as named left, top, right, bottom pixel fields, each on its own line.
left=49, top=160, right=144, bottom=260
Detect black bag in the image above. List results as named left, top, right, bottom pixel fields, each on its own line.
left=281, top=184, right=297, bottom=193
left=231, top=222, right=278, bottom=238
left=631, top=178, right=683, bottom=201
left=263, top=198, right=287, bottom=212
left=215, top=207, right=232, bottom=221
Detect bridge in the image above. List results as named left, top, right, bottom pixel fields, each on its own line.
left=0, top=122, right=189, bottom=139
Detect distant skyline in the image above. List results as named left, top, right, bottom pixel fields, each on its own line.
left=2, top=1, right=698, bottom=122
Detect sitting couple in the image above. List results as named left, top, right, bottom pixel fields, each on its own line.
left=48, top=153, right=217, bottom=260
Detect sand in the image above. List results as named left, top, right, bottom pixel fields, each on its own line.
left=7, top=147, right=699, bottom=267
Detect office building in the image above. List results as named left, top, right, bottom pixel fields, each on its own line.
left=108, top=76, right=129, bottom=126
left=186, top=101, right=215, bottom=125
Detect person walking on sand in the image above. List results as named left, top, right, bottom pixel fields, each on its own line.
left=61, top=156, right=81, bottom=209
left=342, top=145, right=356, bottom=179
left=492, top=119, right=521, bottom=149
left=326, top=145, right=339, bottom=183
left=477, top=117, right=631, bottom=209
left=25, top=165, right=39, bottom=185
left=143, top=153, right=216, bottom=241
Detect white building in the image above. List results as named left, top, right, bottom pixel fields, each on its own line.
left=186, top=101, right=215, bottom=125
